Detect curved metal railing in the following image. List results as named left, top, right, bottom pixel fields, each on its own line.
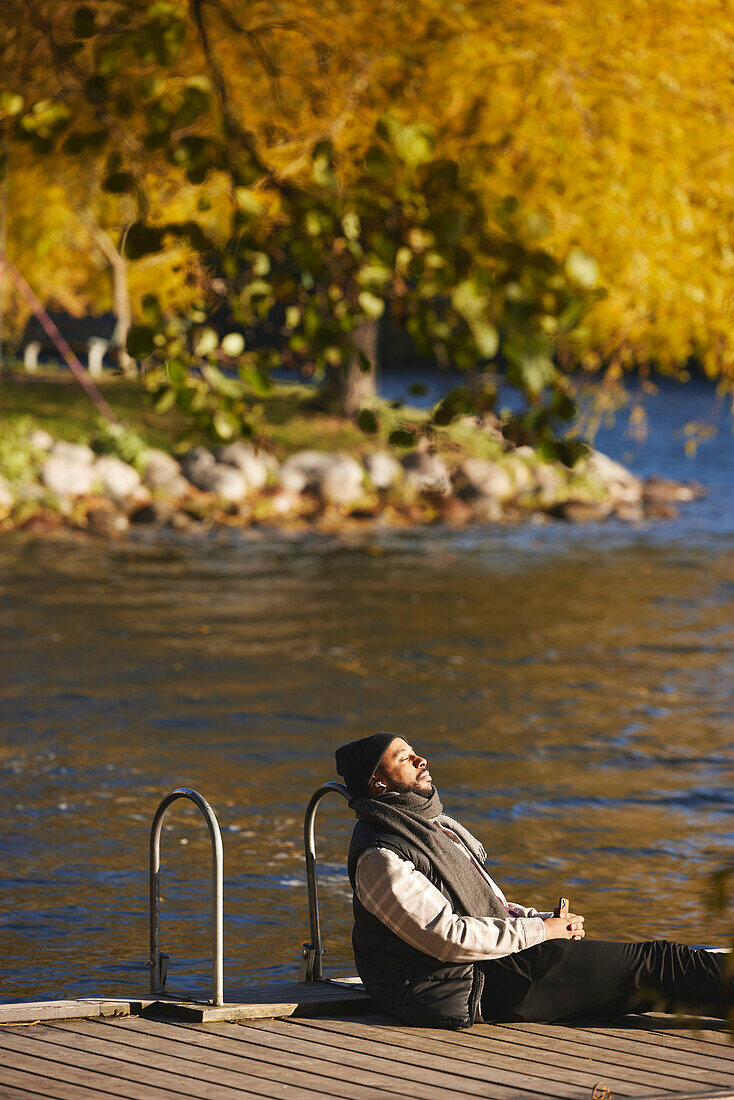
left=300, top=781, right=350, bottom=981
left=148, top=787, right=224, bottom=1006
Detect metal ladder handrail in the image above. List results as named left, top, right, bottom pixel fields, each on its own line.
left=148, top=787, right=224, bottom=1006
left=300, top=781, right=350, bottom=982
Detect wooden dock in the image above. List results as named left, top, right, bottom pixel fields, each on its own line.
left=1, top=998, right=734, bottom=1099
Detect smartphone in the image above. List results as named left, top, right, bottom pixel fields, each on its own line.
left=556, top=895, right=569, bottom=917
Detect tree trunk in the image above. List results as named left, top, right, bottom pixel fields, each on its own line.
left=82, top=215, right=136, bottom=375
left=109, top=246, right=135, bottom=375
left=324, top=319, right=379, bottom=417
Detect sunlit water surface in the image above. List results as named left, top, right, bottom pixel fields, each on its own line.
left=1, top=378, right=733, bottom=1003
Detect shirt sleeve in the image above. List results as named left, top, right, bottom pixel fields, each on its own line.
left=355, top=847, right=547, bottom=964
left=506, top=902, right=555, bottom=920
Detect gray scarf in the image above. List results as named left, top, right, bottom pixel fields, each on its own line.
left=350, top=787, right=509, bottom=920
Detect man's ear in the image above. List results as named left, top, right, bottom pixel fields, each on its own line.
left=370, top=775, right=388, bottom=794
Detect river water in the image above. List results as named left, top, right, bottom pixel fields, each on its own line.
left=1, top=378, right=733, bottom=1004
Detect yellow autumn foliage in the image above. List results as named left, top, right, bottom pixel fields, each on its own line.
left=4, top=0, right=734, bottom=382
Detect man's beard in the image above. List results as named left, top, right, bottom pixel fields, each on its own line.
left=388, top=776, right=434, bottom=798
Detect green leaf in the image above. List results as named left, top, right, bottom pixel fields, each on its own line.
left=556, top=297, right=588, bottom=332
left=470, top=320, right=499, bottom=359
left=174, top=86, right=209, bottom=128
left=221, top=332, right=245, bottom=358
left=213, top=408, right=239, bottom=441
left=551, top=438, right=589, bottom=468
left=393, top=122, right=435, bottom=166
left=565, top=248, right=599, bottom=288
left=124, top=222, right=164, bottom=260
left=432, top=385, right=474, bottom=426
left=141, top=294, right=161, bottom=324
left=194, top=327, right=219, bottom=356
left=357, top=409, right=380, bottom=434
left=103, top=171, right=133, bottom=193
left=202, top=364, right=243, bottom=399
left=388, top=428, right=416, bottom=448
left=524, top=212, right=552, bottom=240
left=72, top=6, right=95, bottom=37
left=551, top=392, right=577, bottom=421
left=166, top=358, right=187, bottom=385
left=127, top=324, right=155, bottom=358
left=364, top=145, right=390, bottom=179
left=0, top=91, right=24, bottom=118
left=357, top=291, right=385, bottom=319
left=234, top=188, right=263, bottom=216
left=153, top=387, right=177, bottom=414
left=428, top=210, right=468, bottom=246
left=240, top=363, right=271, bottom=395
left=357, top=264, right=391, bottom=287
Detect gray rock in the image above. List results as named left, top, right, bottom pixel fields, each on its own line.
left=550, top=499, right=612, bottom=523
left=86, top=507, right=130, bottom=537
left=50, top=440, right=95, bottom=465
left=181, top=446, right=216, bottom=488
left=129, top=500, right=174, bottom=525
left=401, top=451, right=451, bottom=496
left=143, top=448, right=181, bottom=487
left=614, top=502, right=645, bottom=522
left=532, top=462, right=566, bottom=499
left=320, top=464, right=364, bottom=507
left=195, top=463, right=249, bottom=501
left=471, top=495, right=504, bottom=523
left=363, top=450, right=402, bottom=490
left=28, top=428, right=54, bottom=452
left=504, top=454, right=534, bottom=494
left=280, top=451, right=364, bottom=501
left=585, top=450, right=642, bottom=504
left=94, top=455, right=141, bottom=500
left=217, top=441, right=277, bottom=490
left=280, top=450, right=337, bottom=494
left=643, top=476, right=701, bottom=504
left=454, top=458, right=514, bottom=502
left=41, top=455, right=95, bottom=496
left=0, top=476, right=14, bottom=509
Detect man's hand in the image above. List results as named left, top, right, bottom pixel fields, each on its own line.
left=543, top=913, right=585, bottom=941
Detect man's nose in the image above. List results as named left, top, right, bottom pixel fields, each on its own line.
left=413, top=754, right=427, bottom=769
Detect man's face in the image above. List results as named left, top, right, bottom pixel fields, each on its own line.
left=371, top=738, right=433, bottom=795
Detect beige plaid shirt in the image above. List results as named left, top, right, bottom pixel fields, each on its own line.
left=355, top=819, right=549, bottom=964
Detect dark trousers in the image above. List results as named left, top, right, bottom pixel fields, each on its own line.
left=480, top=939, right=732, bottom=1023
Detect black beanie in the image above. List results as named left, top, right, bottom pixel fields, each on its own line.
left=335, top=732, right=400, bottom=799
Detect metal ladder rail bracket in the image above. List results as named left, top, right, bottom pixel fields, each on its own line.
left=148, top=787, right=224, bottom=1006
left=300, top=781, right=350, bottom=982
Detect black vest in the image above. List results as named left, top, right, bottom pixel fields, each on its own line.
left=347, top=819, right=484, bottom=1028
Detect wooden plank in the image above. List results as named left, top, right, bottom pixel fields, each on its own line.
left=0, top=982, right=369, bottom=1026
left=148, top=980, right=372, bottom=1022
left=0, top=1028, right=275, bottom=1100
left=602, top=1015, right=732, bottom=1044
left=0, top=1061, right=175, bottom=1100
left=89, top=1016, right=447, bottom=1100
left=261, top=1014, right=684, bottom=1097
left=0, top=1042, right=196, bottom=1100
left=493, top=1018, right=734, bottom=1068
left=0, top=1000, right=140, bottom=1026
left=572, top=1024, right=734, bottom=1069
left=27, top=1020, right=335, bottom=1100
left=221, top=1015, right=657, bottom=1099
left=289, top=1011, right=733, bottom=1092
left=306, top=1013, right=720, bottom=1094
left=477, top=1022, right=734, bottom=1084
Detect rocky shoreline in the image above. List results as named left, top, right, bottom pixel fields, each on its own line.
left=0, top=427, right=704, bottom=539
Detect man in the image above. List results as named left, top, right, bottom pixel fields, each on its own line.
left=335, top=732, right=732, bottom=1028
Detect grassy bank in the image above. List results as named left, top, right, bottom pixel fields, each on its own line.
left=0, top=368, right=506, bottom=463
